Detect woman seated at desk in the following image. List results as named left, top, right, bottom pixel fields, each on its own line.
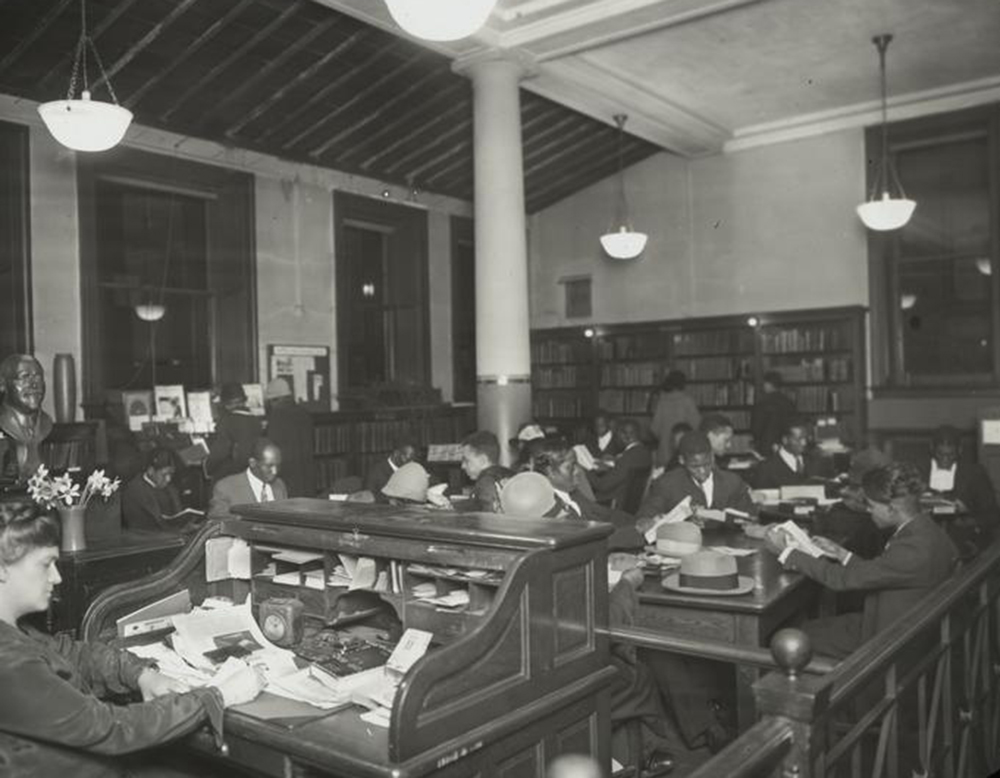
left=0, top=500, right=264, bottom=776
left=122, top=447, right=204, bottom=534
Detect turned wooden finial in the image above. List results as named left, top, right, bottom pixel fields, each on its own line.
left=771, top=628, right=812, bottom=680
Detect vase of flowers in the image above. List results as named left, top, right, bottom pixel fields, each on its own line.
left=28, top=466, right=121, bottom=552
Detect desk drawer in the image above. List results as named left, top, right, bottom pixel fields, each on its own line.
left=636, top=606, right=736, bottom=643
left=189, top=729, right=292, bottom=777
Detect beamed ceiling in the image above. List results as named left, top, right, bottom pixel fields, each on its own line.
left=0, top=0, right=661, bottom=212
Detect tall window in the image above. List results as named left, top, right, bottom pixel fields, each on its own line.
left=870, top=105, right=1000, bottom=389
left=335, top=193, right=429, bottom=395
left=0, top=121, right=31, bottom=356
left=451, top=216, right=476, bottom=402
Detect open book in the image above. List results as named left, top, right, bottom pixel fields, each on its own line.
left=775, top=520, right=838, bottom=559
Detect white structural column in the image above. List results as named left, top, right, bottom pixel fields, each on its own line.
left=455, top=50, right=535, bottom=462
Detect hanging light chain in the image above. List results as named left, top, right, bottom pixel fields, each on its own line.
left=64, top=0, right=121, bottom=104
left=613, top=113, right=630, bottom=228
left=869, top=34, right=908, bottom=202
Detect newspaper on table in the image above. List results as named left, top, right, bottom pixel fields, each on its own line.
left=643, top=496, right=694, bottom=544
left=774, top=520, right=837, bottom=559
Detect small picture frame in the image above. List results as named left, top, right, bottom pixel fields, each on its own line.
left=154, top=385, right=187, bottom=421
left=122, top=390, right=154, bottom=432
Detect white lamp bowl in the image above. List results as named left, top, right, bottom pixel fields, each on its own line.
left=134, top=303, right=166, bottom=322
left=384, top=0, right=497, bottom=41
left=856, top=193, right=916, bottom=231
left=600, top=227, right=647, bottom=260
left=38, top=92, right=132, bottom=152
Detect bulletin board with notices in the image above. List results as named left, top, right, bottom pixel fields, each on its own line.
left=268, top=345, right=330, bottom=407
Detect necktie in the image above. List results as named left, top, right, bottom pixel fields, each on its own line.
left=261, top=484, right=273, bottom=502
left=796, top=456, right=804, bottom=474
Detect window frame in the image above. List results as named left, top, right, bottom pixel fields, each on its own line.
left=868, top=104, right=1000, bottom=394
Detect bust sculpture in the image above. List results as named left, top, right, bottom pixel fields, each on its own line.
left=0, top=354, right=53, bottom=483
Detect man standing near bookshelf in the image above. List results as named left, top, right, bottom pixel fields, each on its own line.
left=206, top=383, right=265, bottom=480
left=751, top=371, right=797, bottom=456
left=649, top=370, right=701, bottom=468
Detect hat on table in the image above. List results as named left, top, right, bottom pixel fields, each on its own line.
left=382, top=462, right=430, bottom=503
left=655, top=522, right=703, bottom=556
left=662, top=550, right=754, bottom=596
left=499, top=472, right=557, bottom=517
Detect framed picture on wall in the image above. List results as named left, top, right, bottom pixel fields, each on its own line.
left=122, top=390, right=153, bottom=432
left=267, top=345, right=330, bottom=407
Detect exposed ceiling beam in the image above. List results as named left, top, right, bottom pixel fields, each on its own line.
left=225, top=26, right=367, bottom=138
left=0, top=0, right=74, bottom=79
left=357, top=98, right=469, bottom=170
left=384, top=115, right=472, bottom=176
left=90, top=0, right=202, bottom=93
left=161, top=1, right=302, bottom=122
left=124, top=0, right=256, bottom=109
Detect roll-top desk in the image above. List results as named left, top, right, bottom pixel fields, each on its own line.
left=81, top=499, right=615, bottom=777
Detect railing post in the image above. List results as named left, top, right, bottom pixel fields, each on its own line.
left=754, top=629, right=832, bottom=778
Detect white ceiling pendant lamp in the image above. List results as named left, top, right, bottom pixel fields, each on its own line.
left=38, top=0, right=132, bottom=152
left=383, top=0, right=497, bottom=41
left=134, top=303, right=166, bottom=322
left=856, top=34, right=915, bottom=232
left=600, top=114, right=647, bottom=261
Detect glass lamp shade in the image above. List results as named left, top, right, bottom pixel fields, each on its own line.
left=856, top=192, right=916, bottom=231
left=383, top=0, right=497, bottom=41
left=976, top=258, right=992, bottom=276
left=134, top=303, right=166, bottom=322
left=600, top=227, right=647, bottom=260
left=38, top=91, right=132, bottom=152
left=900, top=293, right=917, bottom=310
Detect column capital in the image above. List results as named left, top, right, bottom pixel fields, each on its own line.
left=452, top=47, right=538, bottom=81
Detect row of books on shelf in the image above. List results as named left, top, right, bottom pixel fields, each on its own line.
left=598, top=389, right=650, bottom=415
left=762, top=356, right=852, bottom=382
left=793, top=386, right=854, bottom=413
left=718, top=410, right=751, bottom=430
left=673, top=356, right=753, bottom=381
left=533, top=395, right=586, bottom=419
left=531, top=340, right=590, bottom=364
left=600, top=361, right=658, bottom=387
left=672, top=329, right=754, bottom=356
left=685, top=381, right=755, bottom=407
left=314, top=423, right=353, bottom=455
left=595, top=333, right=666, bottom=360
left=760, top=325, right=850, bottom=354
left=535, top=365, right=589, bottom=389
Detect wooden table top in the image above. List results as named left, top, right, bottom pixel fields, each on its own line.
left=637, top=525, right=808, bottom=615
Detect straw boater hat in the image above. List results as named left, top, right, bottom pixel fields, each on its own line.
left=655, top=522, right=703, bottom=556
left=499, top=472, right=557, bottom=517
left=662, top=550, right=754, bottom=596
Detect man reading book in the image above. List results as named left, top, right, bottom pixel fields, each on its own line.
left=122, top=447, right=204, bottom=533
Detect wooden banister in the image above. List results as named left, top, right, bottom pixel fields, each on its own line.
left=604, top=625, right=837, bottom=674
left=685, top=717, right=794, bottom=778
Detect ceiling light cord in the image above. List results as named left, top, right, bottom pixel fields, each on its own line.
left=870, top=34, right=907, bottom=201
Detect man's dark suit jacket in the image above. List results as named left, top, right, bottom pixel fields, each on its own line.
left=471, top=464, right=514, bottom=512
left=205, top=411, right=266, bottom=479
left=785, top=515, right=957, bottom=651
left=753, top=452, right=810, bottom=490
left=750, top=390, right=796, bottom=455
left=209, top=471, right=288, bottom=519
left=590, top=443, right=652, bottom=510
left=637, top=466, right=754, bottom=520
left=922, top=459, right=998, bottom=520
left=364, top=458, right=395, bottom=495
left=585, top=433, right=624, bottom=460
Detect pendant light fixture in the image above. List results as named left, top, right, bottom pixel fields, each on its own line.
left=856, top=34, right=915, bottom=231
left=134, top=303, right=166, bottom=322
left=600, top=114, right=647, bottom=260
left=37, top=0, right=132, bottom=152
left=383, top=0, right=497, bottom=41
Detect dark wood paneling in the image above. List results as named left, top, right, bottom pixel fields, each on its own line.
left=0, top=0, right=663, bottom=212
left=451, top=216, right=475, bottom=403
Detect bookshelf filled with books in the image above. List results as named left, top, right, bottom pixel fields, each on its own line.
left=530, top=306, right=866, bottom=446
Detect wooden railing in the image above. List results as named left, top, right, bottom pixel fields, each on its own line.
left=678, top=540, right=1000, bottom=778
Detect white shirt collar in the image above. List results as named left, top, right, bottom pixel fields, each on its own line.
left=246, top=467, right=273, bottom=502
left=597, top=431, right=612, bottom=451
left=388, top=457, right=399, bottom=473
left=929, top=460, right=957, bottom=492
left=778, top=447, right=800, bottom=473
left=696, top=472, right=715, bottom=507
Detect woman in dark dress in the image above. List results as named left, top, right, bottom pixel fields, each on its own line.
left=0, top=500, right=264, bottom=776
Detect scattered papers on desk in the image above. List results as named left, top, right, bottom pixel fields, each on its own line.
left=116, top=590, right=191, bottom=639
left=205, top=537, right=251, bottom=582
left=272, top=550, right=324, bottom=565
left=572, top=444, right=597, bottom=471
left=344, top=630, right=433, bottom=727
left=427, top=482, right=450, bottom=508
left=706, top=546, right=756, bottom=557
left=643, top=496, right=693, bottom=543
left=386, top=628, right=433, bottom=675
left=268, top=666, right=349, bottom=710
left=418, top=590, right=470, bottom=609
left=774, top=520, right=836, bottom=560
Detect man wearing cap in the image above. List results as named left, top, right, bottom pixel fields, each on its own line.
left=764, top=462, right=957, bottom=659
left=460, top=431, right=513, bottom=512
left=365, top=441, right=418, bottom=498
left=264, top=378, right=315, bottom=498
left=206, top=382, right=266, bottom=480
left=753, top=418, right=814, bottom=489
left=209, top=438, right=288, bottom=519
left=636, top=431, right=755, bottom=525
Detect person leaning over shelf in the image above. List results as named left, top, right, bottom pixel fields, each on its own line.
left=750, top=371, right=797, bottom=456
left=205, top=382, right=266, bottom=481
left=763, top=462, right=958, bottom=659
left=122, top=447, right=204, bottom=534
left=364, top=439, right=417, bottom=497
left=753, top=418, right=815, bottom=489
left=208, top=438, right=288, bottom=520
left=0, top=500, right=265, bottom=777
left=649, top=370, right=701, bottom=469
left=460, top=431, right=513, bottom=512
left=264, top=378, right=315, bottom=498
left=636, top=431, right=756, bottom=526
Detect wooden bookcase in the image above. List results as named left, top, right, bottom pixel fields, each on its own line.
left=531, top=306, right=867, bottom=444
left=311, top=405, right=476, bottom=491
